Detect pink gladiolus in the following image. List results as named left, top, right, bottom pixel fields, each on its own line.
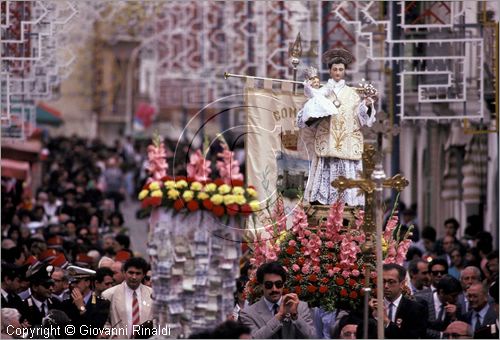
left=292, top=264, right=300, bottom=272
left=332, top=267, right=341, bottom=274
left=313, top=266, right=320, bottom=273
left=147, top=139, right=169, bottom=181
left=288, top=240, right=296, bottom=247
left=327, top=269, right=335, bottom=277
left=351, top=269, right=360, bottom=277
left=342, top=270, right=350, bottom=278
left=186, top=149, right=212, bottom=181
left=301, top=265, right=310, bottom=274
left=216, top=143, right=244, bottom=184
left=325, top=241, right=334, bottom=248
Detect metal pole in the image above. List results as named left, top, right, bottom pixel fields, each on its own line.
left=373, top=163, right=387, bottom=340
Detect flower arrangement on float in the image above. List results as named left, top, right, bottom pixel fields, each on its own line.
left=246, top=197, right=413, bottom=312
left=138, top=134, right=260, bottom=219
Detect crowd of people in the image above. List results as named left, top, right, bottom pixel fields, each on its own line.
left=1, top=133, right=499, bottom=339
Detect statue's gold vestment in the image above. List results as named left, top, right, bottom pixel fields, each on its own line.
left=314, top=86, right=363, bottom=160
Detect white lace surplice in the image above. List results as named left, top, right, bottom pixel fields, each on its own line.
left=297, top=79, right=376, bottom=206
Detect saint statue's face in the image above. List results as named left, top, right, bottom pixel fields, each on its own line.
left=329, top=63, right=345, bottom=82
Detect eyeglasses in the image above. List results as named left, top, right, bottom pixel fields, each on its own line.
left=263, top=280, right=284, bottom=289
left=431, top=270, right=447, bottom=276
left=442, top=332, right=471, bottom=339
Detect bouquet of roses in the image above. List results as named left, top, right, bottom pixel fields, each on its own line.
left=138, top=135, right=260, bottom=220
left=246, top=197, right=413, bottom=312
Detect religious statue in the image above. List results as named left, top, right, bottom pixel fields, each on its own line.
left=297, top=48, right=377, bottom=206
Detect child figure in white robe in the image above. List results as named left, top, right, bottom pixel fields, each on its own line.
left=297, top=75, right=339, bottom=128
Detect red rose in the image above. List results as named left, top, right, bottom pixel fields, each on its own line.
left=240, top=204, right=252, bottom=216
left=295, top=275, right=302, bottom=282
left=173, top=199, right=185, bottom=211
left=294, top=286, right=302, bottom=294
left=340, top=288, right=348, bottom=297
left=307, top=285, right=317, bottom=293
left=349, top=279, right=356, bottom=287
left=214, top=178, right=225, bottom=186
left=297, top=258, right=305, bottom=266
left=186, top=177, right=195, bottom=183
left=300, top=247, right=306, bottom=253
left=360, top=279, right=366, bottom=286
left=150, top=197, right=162, bottom=207
left=349, top=291, right=358, bottom=299
left=286, top=247, right=295, bottom=255
left=231, top=179, right=244, bottom=187
left=335, top=278, right=345, bottom=286
left=226, top=203, right=239, bottom=216
left=187, top=200, right=199, bottom=212
left=212, top=205, right=225, bottom=217
left=319, top=286, right=328, bottom=294
left=308, top=274, right=318, bottom=282
left=202, top=199, right=213, bottom=210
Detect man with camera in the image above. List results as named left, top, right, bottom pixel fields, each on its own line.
left=239, top=262, right=316, bottom=339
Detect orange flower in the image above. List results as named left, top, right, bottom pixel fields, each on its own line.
left=294, top=286, right=302, bottom=294
left=349, top=291, right=358, bottom=299
left=295, top=275, right=302, bottom=282
left=173, top=199, right=184, bottom=211
left=340, top=288, right=348, bottom=297
left=187, top=200, right=199, bottom=212
left=307, top=285, right=317, bottom=293
left=297, top=258, right=305, bottom=266
left=202, top=199, right=213, bottom=210
left=231, top=179, right=244, bottom=187
left=214, top=178, right=225, bottom=186
left=286, top=247, right=295, bottom=255
left=212, top=205, right=225, bottom=217
left=349, top=279, right=356, bottom=287
left=150, top=197, right=162, bottom=207
left=308, top=274, right=318, bottom=282
left=226, top=203, right=239, bottom=216
left=335, top=278, right=345, bottom=286
left=319, top=286, right=328, bottom=294
left=240, top=204, right=252, bottom=216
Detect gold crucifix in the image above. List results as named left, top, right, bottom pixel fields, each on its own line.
left=331, top=143, right=409, bottom=235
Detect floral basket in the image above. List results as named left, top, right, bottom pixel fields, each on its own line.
left=246, top=197, right=412, bottom=312
left=138, top=135, right=260, bottom=220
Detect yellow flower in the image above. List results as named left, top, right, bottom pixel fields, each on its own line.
left=175, top=180, right=188, bottom=189
left=234, top=195, right=246, bottom=205
left=223, top=195, right=236, bottom=205
left=382, top=238, right=388, bottom=254
left=232, top=186, right=245, bottom=195
left=276, top=230, right=287, bottom=245
left=204, top=183, right=217, bottom=192
left=167, top=189, right=180, bottom=200
left=164, top=181, right=176, bottom=189
left=246, top=188, right=257, bottom=198
left=249, top=200, right=260, bottom=211
left=182, top=190, right=194, bottom=202
left=149, top=181, right=161, bottom=191
left=210, top=194, right=224, bottom=205
left=138, top=190, right=149, bottom=200
left=197, top=192, right=209, bottom=200
left=151, top=190, right=163, bottom=198
left=218, top=184, right=231, bottom=194
left=190, top=181, right=203, bottom=191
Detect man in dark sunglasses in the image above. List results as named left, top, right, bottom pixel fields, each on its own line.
left=239, top=261, right=316, bottom=338
left=20, top=263, right=62, bottom=326
left=428, top=258, right=449, bottom=292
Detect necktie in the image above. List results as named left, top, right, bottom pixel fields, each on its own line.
left=437, top=304, right=444, bottom=321
left=475, top=313, right=481, bottom=331
left=41, top=302, right=47, bottom=316
left=272, top=303, right=279, bottom=315
left=388, top=303, right=395, bottom=323
left=132, top=291, right=140, bottom=326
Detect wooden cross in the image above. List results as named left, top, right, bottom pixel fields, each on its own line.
left=331, top=143, right=409, bottom=234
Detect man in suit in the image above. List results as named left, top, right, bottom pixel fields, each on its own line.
left=370, top=263, right=427, bottom=339
left=1, top=263, right=25, bottom=314
left=415, top=274, right=463, bottom=338
left=20, top=262, right=62, bottom=326
left=60, top=265, right=110, bottom=338
left=239, top=261, right=316, bottom=338
left=408, top=259, right=431, bottom=295
left=465, top=283, right=498, bottom=335
left=101, top=256, right=153, bottom=339
left=428, top=258, right=449, bottom=292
